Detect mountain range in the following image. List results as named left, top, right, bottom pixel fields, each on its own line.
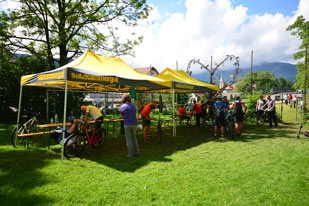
left=191, top=62, right=297, bottom=84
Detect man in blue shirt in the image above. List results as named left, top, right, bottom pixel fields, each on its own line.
left=213, top=97, right=229, bottom=137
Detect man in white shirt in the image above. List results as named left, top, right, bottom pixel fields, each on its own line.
left=262, top=96, right=278, bottom=127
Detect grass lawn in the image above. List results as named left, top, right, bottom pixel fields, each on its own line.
left=0, top=104, right=309, bottom=206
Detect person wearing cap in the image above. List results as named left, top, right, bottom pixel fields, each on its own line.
left=141, top=102, right=156, bottom=142
left=120, top=94, right=140, bottom=159
left=80, top=105, right=103, bottom=130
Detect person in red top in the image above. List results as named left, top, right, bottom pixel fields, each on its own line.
left=191, top=100, right=203, bottom=127
left=141, top=102, right=156, bottom=142
left=177, top=104, right=191, bottom=125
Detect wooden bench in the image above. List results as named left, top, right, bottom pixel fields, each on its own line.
left=163, top=118, right=180, bottom=126
left=17, top=131, right=54, bottom=149
left=17, top=131, right=53, bottom=137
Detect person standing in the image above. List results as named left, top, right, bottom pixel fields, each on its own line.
left=120, top=94, right=140, bottom=159
left=292, top=95, right=297, bottom=108
left=188, top=98, right=194, bottom=112
left=191, top=99, right=203, bottom=127
left=262, top=96, right=278, bottom=127
left=213, top=97, right=228, bottom=137
left=222, top=96, right=229, bottom=109
left=256, top=95, right=265, bottom=119
left=230, top=96, right=247, bottom=136
left=200, top=100, right=207, bottom=126
left=80, top=105, right=103, bottom=130
left=206, top=96, right=215, bottom=123
left=141, top=102, right=156, bottom=142
left=288, top=94, right=292, bottom=108
left=285, top=94, right=289, bottom=105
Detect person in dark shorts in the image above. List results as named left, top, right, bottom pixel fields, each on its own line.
left=206, top=96, right=215, bottom=123
left=201, top=100, right=207, bottom=126
left=141, top=102, right=156, bottom=142
left=230, top=96, right=247, bottom=136
left=213, top=97, right=228, bottom=137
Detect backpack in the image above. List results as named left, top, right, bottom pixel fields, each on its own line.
left=216, top=102, right=225, bottom=117
left=234, top=101, right=243, bottom=115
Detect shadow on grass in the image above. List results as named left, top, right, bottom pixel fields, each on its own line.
left=227, top=122, right=301, bottom=143
left=58, top=125, right=214, bottom=173
left=53, top=122, right=303, bottom=172
left=0, top=149, right=59, bottom=206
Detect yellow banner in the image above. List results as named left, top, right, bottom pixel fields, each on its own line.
left=38, top=70, right=65, bottom=81
left=70, top=72, right=119, bottom=84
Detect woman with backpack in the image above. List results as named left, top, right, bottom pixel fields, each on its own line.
left=230, top=96, right=247, bottom=136
left=213, top=97, right=229, bottom=137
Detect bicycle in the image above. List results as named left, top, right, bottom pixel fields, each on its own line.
left=256, top=109, right=268, bottom=127
left=297, top=123, right=309, bottom=139
left=63, top=122, right=106, bottom=158
left=10, top=107, right=39, bottom=147
left=225, top=112, right=235, bottom=139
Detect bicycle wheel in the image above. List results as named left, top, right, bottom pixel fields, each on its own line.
left=10, top=125, right=26, bottom=147
left=63, top=133, right=86, bottom=158
left=243, top=115, right=248, bottom=127
left=91, top=128, right=106, bottom=149
left=256, top=115, right=265, bottom=127
left=226, top=121, right=234, bottom=139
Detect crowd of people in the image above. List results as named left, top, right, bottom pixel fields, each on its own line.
left=179, top=96, right=247, bottom=137
left=55, top=93, right=286, bottom=159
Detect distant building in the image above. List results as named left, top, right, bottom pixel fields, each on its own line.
left=136, top=66, right=159, bottom=76
left=222, top=84, right=236, bottom=93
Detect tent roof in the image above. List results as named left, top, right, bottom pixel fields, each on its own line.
left=156, top=68, right=219, bottom=92
left=20, top=50, right=170, bottom=92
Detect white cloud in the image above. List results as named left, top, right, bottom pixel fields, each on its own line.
left=0, top=0, right=20, bottom=10
left=123, top=0, right=308, bottom=75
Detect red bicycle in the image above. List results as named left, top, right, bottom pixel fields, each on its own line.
left=63, top=123, right=106, bottom=158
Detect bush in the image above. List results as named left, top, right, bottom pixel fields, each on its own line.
left=245, top=93, right=260, bottom=120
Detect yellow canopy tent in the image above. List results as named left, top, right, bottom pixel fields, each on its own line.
left=156, top=68, right=219, bottom=93
left=156, top=68, right=219, bottom=136
left=17, top=50, right=171, bottom=160
left=20, top=50, right=170, bottom=92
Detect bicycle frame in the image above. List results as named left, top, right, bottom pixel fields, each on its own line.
left=18, top=116, right=38, bottom=134
left=81, top=124, right=102, bottom=145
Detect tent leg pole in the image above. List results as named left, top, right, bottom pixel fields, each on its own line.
left=17, top=86, right=23, bottom=126
left=172, top=84, right=176, bottom=136
left=61, top=80, right=68, bottom=162
left=46, top=89, right=49, bottom=121
left=16, top=86, right=23, bottom=146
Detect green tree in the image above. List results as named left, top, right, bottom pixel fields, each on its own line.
left=286, top=15, right=309, bottom=90
left=0, top=49, right=49, bottom=122
left=0, top=0, right=151, bottom=69
left=277, top=77, right=293, bottom=89
left=235, top=72, right=278, bottom=95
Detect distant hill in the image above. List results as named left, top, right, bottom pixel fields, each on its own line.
left=192, top=62, right=297, bottom=83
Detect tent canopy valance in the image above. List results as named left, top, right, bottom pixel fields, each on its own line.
left=20, top=50, right=170, bottom=92
left=156, top=68, right=219, bottom=93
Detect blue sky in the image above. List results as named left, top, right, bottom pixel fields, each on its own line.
left=126, top=0, right=307, bottom=71
left=148, top=0, right=299, bottom=18
left=1, top=0, right=307, bottom=72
